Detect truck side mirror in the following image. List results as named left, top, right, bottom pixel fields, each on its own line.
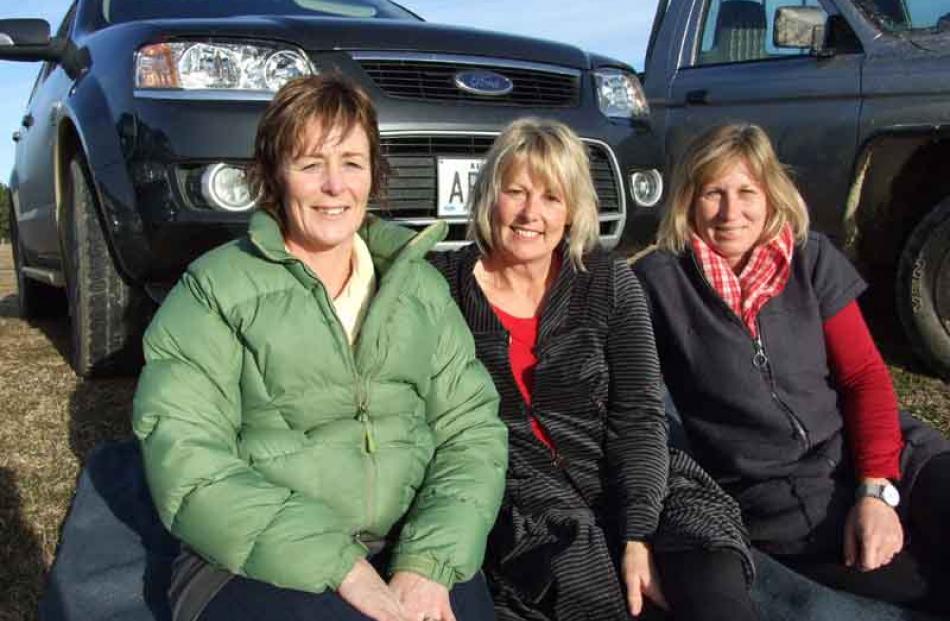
left=0, top=19, right=63, bottom=63
left=774, top=7, right=830, bottom=56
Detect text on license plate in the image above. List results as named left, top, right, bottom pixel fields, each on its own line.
left=437, top=157, right=484, bottom=217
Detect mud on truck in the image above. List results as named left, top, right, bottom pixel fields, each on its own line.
left=642, top=0, right=950, bottom=377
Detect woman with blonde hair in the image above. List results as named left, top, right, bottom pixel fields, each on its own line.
left=431, top=117, right=756, bottom=621
left=634, top=123, right=950, bottom=614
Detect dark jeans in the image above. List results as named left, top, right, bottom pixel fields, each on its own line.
left=199, top=570, right=495, bottom=621
left=655, top=549, right=758, bottom=621
left=773, top=451, right=950, bottom=615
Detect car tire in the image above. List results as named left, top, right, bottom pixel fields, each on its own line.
left=896, top=196, right=950, bottom=379
left=62, top=155, right=146, bottom=377
left=10, top=201, right=66, bottom=319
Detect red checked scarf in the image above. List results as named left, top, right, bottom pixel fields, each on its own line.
left=691, top=224, right=795, bottom=337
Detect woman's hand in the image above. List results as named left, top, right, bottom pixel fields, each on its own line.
left=622, top=540, right=669, bottom=617
left=389, top=571, right=456, bottom=621
left=843, top=496, right=904, bottom=571
left=338, top=558, right=409, bottom=621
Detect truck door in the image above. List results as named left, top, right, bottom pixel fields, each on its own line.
left=659, top=0, right=862, bottom=238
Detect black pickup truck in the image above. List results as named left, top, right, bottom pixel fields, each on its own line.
left=642, top=0, right=950, bottom=377
left=0, top=0, right=663, bottom=377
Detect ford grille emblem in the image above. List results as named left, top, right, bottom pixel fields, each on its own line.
left=453, top=70, right=514, bottom=96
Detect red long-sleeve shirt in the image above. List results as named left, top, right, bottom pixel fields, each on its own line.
left=823, top=300, right=902, bottom=479
left=491, top=304, right=555, bottom=451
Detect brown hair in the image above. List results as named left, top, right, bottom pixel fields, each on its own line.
left=656, top=123, right=809, bottom=254
left=467, top=117, right=600, bottom=270
left=248, top=73, right=387, bottom=227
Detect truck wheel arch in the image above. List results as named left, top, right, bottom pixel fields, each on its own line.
left=54, top=120, right=148, bottom=377
left=846, top=128, right=950, bottom=269
left=846, top=127, right=950, bottom=377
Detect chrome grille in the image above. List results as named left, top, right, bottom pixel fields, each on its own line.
left=370, top=135, right=622, bottom=217
left=358, top=59, right=579, bottom=107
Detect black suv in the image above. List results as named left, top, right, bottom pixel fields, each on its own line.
left=1, top=0, right=664, bottom=376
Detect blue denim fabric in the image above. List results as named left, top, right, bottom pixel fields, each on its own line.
left=200, top=571, right=494, bottom=621
left=39, top=440, right=179, bottom=621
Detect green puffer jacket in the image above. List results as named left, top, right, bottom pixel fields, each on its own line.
left=133, top=211, right=507, bottom=594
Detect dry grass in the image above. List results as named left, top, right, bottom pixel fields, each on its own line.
left=0, top=243, right=946, bottom=620
left=0, top=244, right=135, bottom=621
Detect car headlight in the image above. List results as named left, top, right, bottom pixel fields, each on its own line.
left=593, top=68, right=649, bottom=119
left=135, top=41, right=314, bottom=92
left=201, top=163, right=256, bottom=212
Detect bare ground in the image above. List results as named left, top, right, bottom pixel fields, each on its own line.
left=0, top=243, right=946, bottom=620
left=0, top=244, right=135, bottom=621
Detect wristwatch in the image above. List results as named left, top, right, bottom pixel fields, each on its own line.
left=855, top=481, right=901, bottom=508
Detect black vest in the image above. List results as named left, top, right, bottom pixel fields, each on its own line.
left=635, top=232, right=866, bottom=551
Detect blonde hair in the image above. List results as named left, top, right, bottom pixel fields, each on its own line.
left=657, top=123, right=809, bottom=254
left=467, top=118, right=600, bottom=269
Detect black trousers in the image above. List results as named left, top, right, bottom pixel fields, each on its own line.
left=773, top=451, right=950, bottom=615
left=654, top=549, right=758, bottom=621
left=199, top=570, right=495, bottom=621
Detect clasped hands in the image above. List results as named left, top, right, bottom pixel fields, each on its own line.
left=338, top=558, right=456, bottom=621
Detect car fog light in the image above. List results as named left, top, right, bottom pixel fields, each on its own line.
left=201, top=163, right=256, bottom=212
left=630, top=169, right=663, bottom=208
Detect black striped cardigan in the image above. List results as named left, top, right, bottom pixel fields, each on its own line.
left=430, top=244, right=752, bottom=621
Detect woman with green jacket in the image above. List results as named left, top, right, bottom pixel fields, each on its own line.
left=132, top=74, right=507, bottom=621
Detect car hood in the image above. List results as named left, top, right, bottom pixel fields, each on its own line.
left=136, top=15, right=594, bottom=69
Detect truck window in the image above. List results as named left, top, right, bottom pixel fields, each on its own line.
left=695, top=0, right=821, bottom=66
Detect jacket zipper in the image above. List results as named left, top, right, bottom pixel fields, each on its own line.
left=689, top=254, right=809, bottom=450
left=309, top=272, right=377, bottom=530
left=753, top=325, right=810, bottom=450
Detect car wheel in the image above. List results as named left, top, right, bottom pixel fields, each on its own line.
left=62, top=155, right=146, bottom=377
left=9, top=200, right=65, bottom=318
left=896, top=196, right=950, bottom=379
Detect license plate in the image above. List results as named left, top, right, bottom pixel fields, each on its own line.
left=437, top=157, right=484, bottom=217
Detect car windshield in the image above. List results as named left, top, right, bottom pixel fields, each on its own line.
left=101, top=0, right=420, bottom=24
left=854, top=0, right=950, bottom=33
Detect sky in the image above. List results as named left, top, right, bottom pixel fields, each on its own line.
left=0, top=0, right=660, bottom=181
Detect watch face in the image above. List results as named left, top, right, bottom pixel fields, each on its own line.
left=882, top=484, right=901, bottom=507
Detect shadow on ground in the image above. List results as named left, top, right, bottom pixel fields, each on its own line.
left=67, top=377, right=137, bottom=463
left=1, top=293, right=137, bottom=462
left=0, top=292, right=72, bottom=367
left=861, top=274, right=938, bottom=377
left=0, top=468, right=47, bottom=621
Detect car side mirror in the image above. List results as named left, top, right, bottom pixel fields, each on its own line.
left=0, top=19, right=63, bottom=62
left=0, top=19, right=50, bottom=46
left=774, top=6, right=831, bottom=57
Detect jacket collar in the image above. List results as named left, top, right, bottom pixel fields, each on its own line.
left=247, top=210, right=447, bottom=277
left=453, top=241, right=577, bottom=343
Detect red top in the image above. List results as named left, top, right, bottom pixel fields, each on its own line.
left=823, top=300, right=903, bottom=479
left=491, top=304, right=555, bottom=451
